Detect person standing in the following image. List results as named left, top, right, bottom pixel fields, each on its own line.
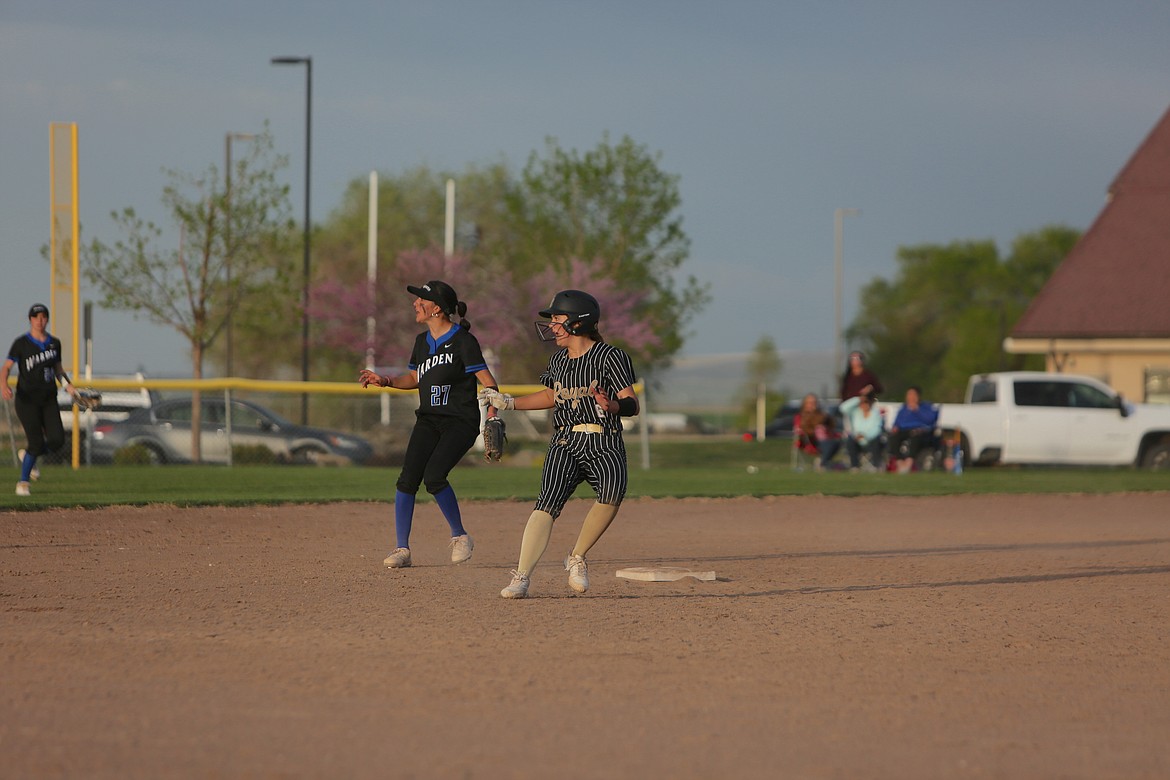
left=358, top=281, right=500, bottom=568
left=2, top=303, right=78, bottom=496
left=480, top=290, right=639, bottom=599
left=840, top=351, right=884, bottom=402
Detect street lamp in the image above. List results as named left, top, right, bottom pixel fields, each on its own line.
left=834, top=207, right=861, bottom=380
left=224, top=131, right=255, bottom=379
left=271, top=55, right=312, bottom=424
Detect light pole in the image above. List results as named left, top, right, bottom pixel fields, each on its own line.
left=224, top=131, right=255, bottom=379
left=271, top=55, right=312, bottom=424
left=834, top=207, right=861, bottom=381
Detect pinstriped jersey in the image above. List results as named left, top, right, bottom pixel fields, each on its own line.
left=540, top=341, right=636, bottom=433
left=408, top=325, right=488, bottom=426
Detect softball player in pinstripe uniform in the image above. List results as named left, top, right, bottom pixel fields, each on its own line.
left=480, top=290, right=639, bottom=599
left=359, top=281, right=501, bottom=569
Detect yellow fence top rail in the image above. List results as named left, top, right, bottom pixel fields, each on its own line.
left=6, top=375, right=642, bottom=398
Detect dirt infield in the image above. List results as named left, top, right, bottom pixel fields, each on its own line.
left=3, top=494, right=1169, bottom=779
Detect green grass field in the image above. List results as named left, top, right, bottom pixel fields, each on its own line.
left=3, top=439, right=1167, bottom=509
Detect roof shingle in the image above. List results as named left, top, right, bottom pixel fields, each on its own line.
left=1012, top=105, right=1170, bottom=339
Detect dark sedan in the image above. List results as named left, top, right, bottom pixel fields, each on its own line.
left=90, top=397, right=373, bottom=465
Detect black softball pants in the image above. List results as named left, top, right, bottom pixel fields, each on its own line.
left=396, top=413, right=479, bottom=496
left=15, top=395, right=66, bottom=457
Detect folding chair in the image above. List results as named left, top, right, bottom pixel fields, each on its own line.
left=791, top=433, right=820, bottom=472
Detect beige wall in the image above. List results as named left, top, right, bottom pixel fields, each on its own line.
left=1043, top=351, right=1170, bottom=403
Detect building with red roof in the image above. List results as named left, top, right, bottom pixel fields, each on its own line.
left=1005, top=106, right=1170, bottom=403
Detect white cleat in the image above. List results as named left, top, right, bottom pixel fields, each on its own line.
left=449, top=534, right=474, bottom=563
left=383, top=547, right=412, bottom=568
left=15, top=482, right=31, bottom=497
left=564, top=554, right=589, bottom=593
left=500, top=570, right=530, bottom=599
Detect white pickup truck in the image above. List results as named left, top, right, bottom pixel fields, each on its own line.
left=937, top=372, right=1170, bottom=469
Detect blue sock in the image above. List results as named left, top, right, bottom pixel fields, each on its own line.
left=434, top=485, right=466, bottom=537
left=20, top=451, right=36, bottom=483
left=394, top=490, right=415, bottom=549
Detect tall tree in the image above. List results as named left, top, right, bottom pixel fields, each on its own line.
left=81, top=129, right=293, bottom=458
left=299, top=138, right=708, bottom=382
left=846, top=226, right=1079, bottom=401
left=287, top=163, right=517, bottom=382
left=504, top=134, right=709, bottom=371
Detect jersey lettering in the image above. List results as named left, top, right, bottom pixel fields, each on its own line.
left=417, top=352, right=454, bottom=378
left=407, top=327, right=488, bottom=425
left=552, top=379, right=600, bottom=410
left=22, top=348, right=59, bottom=374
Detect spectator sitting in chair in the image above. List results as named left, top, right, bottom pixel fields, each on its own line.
left=839, top=387, right=884, bottom=472
left=794, top=392, right=841, bottom=471
left=888, top=386, right=939, bottom=474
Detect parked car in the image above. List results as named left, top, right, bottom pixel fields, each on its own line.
left=35, top=380, right=160, bottom=465
left=935, top=371, right=1170, bottom=469
left=765, top=398, right=843, bottom=438
left=90, top=396, right=373, bottom=465
left=58, top=385, right=158, bottom=429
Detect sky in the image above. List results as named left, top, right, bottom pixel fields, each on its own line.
left=3, top=0, right=1169, bottom=382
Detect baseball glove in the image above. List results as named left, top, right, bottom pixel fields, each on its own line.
left=73, top=388, right=103, bottom=410
left=483, top=417, right=507, bottom=462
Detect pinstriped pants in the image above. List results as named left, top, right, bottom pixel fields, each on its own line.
left=534, top=430, right=628, bottom=519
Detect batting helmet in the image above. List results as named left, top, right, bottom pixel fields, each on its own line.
left=536, top=289, right=600, bottom=341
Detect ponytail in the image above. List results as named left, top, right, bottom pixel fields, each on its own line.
left=456, top=300, right=471, bottom=331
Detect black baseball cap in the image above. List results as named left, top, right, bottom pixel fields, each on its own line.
left=28, top=303, right=49, bottom=319
left=406, top=280, right=458, bottom=315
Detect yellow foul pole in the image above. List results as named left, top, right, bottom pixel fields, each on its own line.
left=49, top=122, right=82, bottom=468
left=70, top=124, right=80, bottom=468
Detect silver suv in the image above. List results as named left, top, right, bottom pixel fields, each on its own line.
left=53, top=374, right=158, bottom=464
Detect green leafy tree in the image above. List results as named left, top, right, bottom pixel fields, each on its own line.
left=504, top=134, right=709, bottom=371
left=291, top=163, right=516, bottom=381
left=847, top=226, right=1079, bottom=401
left=300, top=136, right=708, bottom=381
left=81, top=129, right=294, bottom=458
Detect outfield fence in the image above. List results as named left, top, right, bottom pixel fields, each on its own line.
left=4, top=377, right=654, bottom=470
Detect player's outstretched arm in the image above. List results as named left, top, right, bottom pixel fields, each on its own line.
left=478, top=387, right=555, bottom=412
left=358, top=368, right=418, bottom=390
left=514, top=387, right=555, bottom=411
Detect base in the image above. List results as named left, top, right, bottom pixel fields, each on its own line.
left=615, top=566, right=716, bottom=582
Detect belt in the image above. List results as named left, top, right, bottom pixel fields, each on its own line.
left=570, top=424, right=605, bottom=434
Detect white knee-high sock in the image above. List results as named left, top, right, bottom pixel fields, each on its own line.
left=517, top=510, right=555, bottom=575
left=571, top=502, right=619, bottom=558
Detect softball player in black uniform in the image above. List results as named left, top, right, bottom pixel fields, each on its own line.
left=2, top=303, right=79, bottom=496
left=480, top=290, right=639, bottom=598
left=359, top=281, right=501, bottom=568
